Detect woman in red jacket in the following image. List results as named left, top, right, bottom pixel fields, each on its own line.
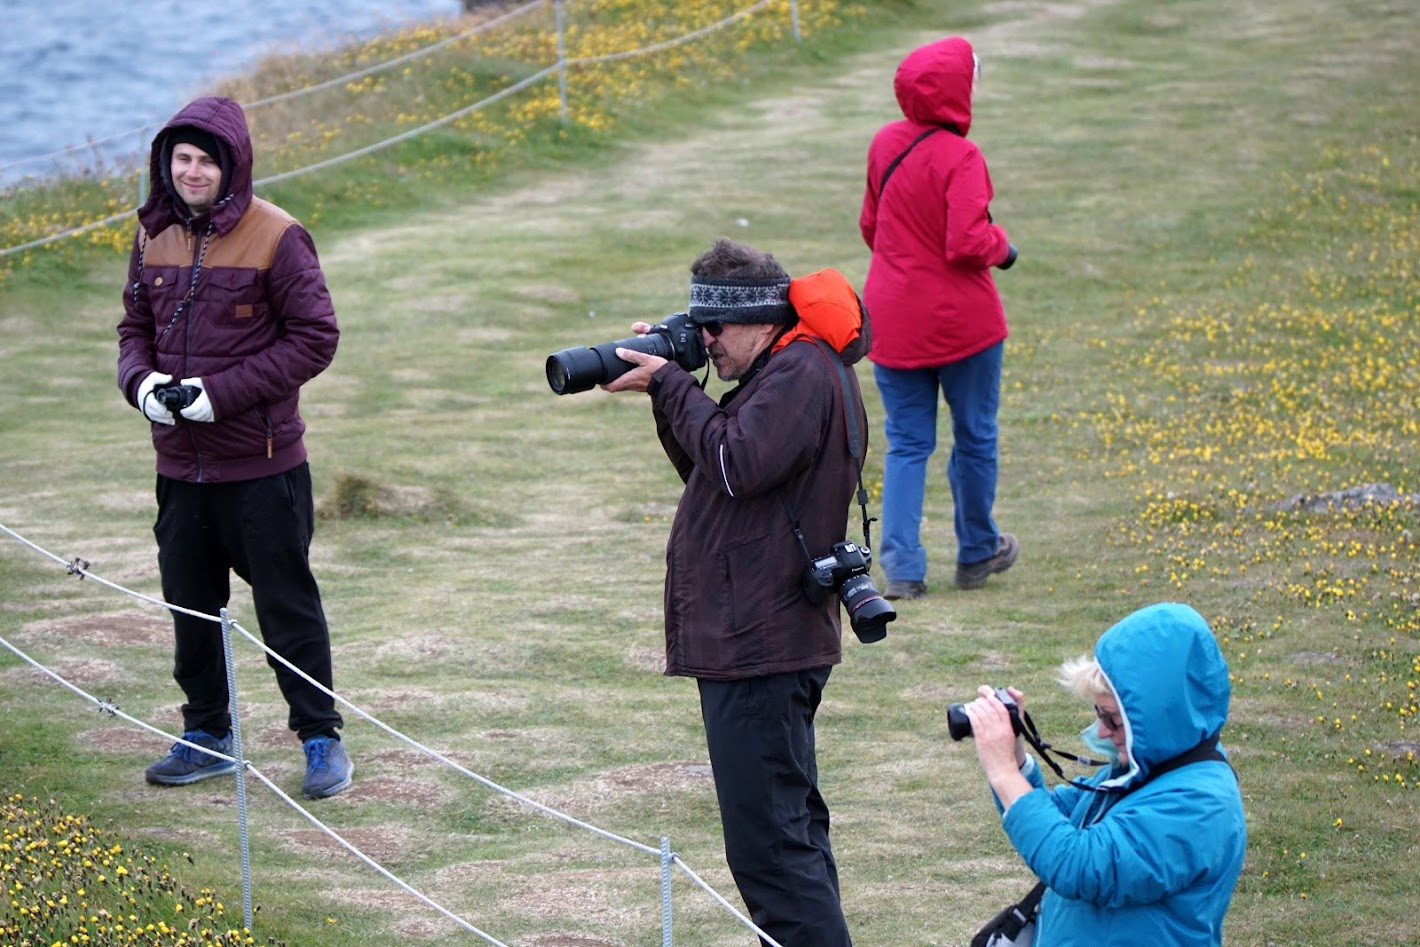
left=860, top=36, right=1019, bottom=596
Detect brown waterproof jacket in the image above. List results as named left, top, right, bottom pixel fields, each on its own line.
left=116, top=96, right=338, bottom=483
left=650, top=333, right=870, bottom=680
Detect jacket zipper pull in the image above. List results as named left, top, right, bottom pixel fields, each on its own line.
left=266, top=436, right=273, bottom=459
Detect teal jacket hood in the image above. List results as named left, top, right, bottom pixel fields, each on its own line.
left=1095, top=602, right=1232, bottom=790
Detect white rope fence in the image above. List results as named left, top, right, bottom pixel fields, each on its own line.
left=0, top=519, right=784, bottom=946
left=0, top=0, right=801, bottom=260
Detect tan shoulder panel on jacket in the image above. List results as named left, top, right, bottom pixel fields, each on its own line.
left=137, top=198, right=298, bottom=271
left=205, top=199, right=298, bottom=270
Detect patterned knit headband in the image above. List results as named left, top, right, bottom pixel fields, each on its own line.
left=688, top=276, right=795, bottom=326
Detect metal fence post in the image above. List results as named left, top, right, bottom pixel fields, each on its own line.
left=660, top=836, right=673, bottom=946
left=220, top=607, right=254, bottom=932
left=556, top=0, right=568, bottom=123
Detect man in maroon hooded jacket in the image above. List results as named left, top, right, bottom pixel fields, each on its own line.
left=860, top=37, right=1019, bottom=598
left=117, top=96, right=352, bottom=799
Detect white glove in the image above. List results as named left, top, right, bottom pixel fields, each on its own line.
left=179, top=377, right=215, bottom=423
left=136, top=371, right=176, bottom=425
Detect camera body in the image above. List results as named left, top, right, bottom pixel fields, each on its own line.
left=947, top=687, right=1021, bottom=741
left=546, top=312, right=708, bottom=395
left=153, top=384, right=201, bottom=412
left=804, top=540, right=871, bottom=591
left=802, top=540, right=894, bottom=644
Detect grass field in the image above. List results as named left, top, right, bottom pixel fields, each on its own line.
left=2, top=0, right=1417, bottom=944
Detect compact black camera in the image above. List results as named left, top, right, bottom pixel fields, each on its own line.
left=153, top=384, right=201, bottom=412
left=802, top=541, right=895, bottom=644
left=947, top=687, right=1022, bottom=741
left=546, top=312, right=708, bottom=395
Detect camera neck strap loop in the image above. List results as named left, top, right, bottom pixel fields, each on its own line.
left=1016, top=709, right=1113, bottom=791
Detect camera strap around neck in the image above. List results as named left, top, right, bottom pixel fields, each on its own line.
left=1022, top=711, right=1232, bottom=795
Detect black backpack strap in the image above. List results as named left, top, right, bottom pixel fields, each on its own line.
left=1146, top=734, right=1234, bottom=783
left=969, top=881, right=1047, bottom=947
left=1016, top=880, right=1047, bottom=915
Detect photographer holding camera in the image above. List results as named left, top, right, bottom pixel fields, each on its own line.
left=115, top=97, right=352, bottom=800
left=601, top=238, right=877, bottom=946
left=958, top=603, right=1246, bottom=946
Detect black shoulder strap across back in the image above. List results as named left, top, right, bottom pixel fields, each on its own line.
left=1145, top=734, right=1231, bottom=782
left=875, top=122, right=963, bottom=198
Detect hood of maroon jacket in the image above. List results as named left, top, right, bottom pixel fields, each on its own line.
left=139, top=96, right=254, bottom=238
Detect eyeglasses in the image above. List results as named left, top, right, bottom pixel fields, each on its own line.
left=693, top=320, right=725, bottom=338
left=1094, top=705, right=1124, bottom=731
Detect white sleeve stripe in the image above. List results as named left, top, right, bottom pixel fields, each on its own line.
left=718, top=443, right=735, bottom=497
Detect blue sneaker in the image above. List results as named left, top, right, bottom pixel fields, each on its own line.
left=145, top=730, right=236, bottom=786
left=302, top=736, right=353, bottom=799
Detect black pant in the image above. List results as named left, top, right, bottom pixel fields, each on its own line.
left=154, top=463, right=342, bottom=742
left=698, top=667, right=852, bottom=947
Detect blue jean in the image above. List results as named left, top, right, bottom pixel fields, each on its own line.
left=874, top=342, right=1002, bottom=580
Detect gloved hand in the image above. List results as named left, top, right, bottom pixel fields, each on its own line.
left=178, top=377, right=215, bottom=423
left=136, top=371, right=176, bottom=425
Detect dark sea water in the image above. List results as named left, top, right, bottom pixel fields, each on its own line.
left=0, top=0, right=463, bottom=185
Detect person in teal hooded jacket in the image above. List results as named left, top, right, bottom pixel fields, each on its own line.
left=960, top=602, right=1246, bottom=946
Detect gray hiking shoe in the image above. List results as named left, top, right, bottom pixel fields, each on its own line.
left=884, top=580, right=928, bottom=601
left=955, top=533, right=1019, bottom=590
left=302, top=736, right=354, bottom=799
left=144, top=730, right=236, bottom=786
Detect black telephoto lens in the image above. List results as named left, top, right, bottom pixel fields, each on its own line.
left=545, top=345, right=608, bottom=395
left=546, top=333, right=672, bottom=395
left=839, top=573, right=894, bottom=643
left=547, top=312, right=706, bottom=395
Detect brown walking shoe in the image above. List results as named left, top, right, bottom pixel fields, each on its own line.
left=955, top=533, right=1019, bottom=589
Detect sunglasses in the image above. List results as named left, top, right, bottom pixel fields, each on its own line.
left=1094, top=705, right=1124, bottom=731
left=692, top=320, right=725, bottom=338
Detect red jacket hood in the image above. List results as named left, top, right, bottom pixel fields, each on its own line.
left=894, top=36, right=975, bottom=135
left=139, top=96, right=254, bottom=238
